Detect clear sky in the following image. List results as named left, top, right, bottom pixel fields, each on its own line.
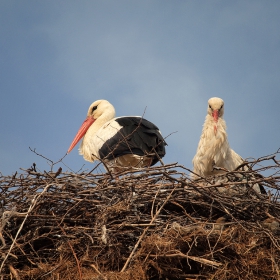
left=1, top=0, right=280, bottom=176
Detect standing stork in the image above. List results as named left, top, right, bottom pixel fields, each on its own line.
left=67, top=100, right=166, bottom=172
left=192, top=97, right=243, bottom=178
left=192, top=97, right=264, bottom=194
left=193, top=97, right=266, bottom=193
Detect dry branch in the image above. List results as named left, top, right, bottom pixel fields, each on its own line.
left=0, top=152, right=280, bottom=279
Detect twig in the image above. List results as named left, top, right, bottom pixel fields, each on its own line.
left=121, top=185, right=177, bottom=272
left=148, top=252, right=222, bottom=267
left=29, top=147, right=66, bottom=171
left=8, top=264, right=20, bottom=280
left=0, top=184, right=52, bottom=274
left=59, top=225, right=83, bottom=280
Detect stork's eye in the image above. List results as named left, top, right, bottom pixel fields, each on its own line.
left=220, top=104, right=223, bottom=109
left=91, top=105, right=98, bottom=113
left=209, top=105, right=212, bottom=109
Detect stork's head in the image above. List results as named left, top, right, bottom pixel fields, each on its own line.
left=208, top=97, right=224, bottom=122
left=67, top=100, right=116, bottom=154
left=87, top=100, right=116, bottom=120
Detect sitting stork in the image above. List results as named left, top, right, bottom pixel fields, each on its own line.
left=67, top=100, right=166, bottom=172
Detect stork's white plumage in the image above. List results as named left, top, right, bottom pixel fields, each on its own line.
left=67, top=100, right=166, bottom=172
left=192, top=98, right=265, bottom=194
left=192, top=97, right=245, bottom=178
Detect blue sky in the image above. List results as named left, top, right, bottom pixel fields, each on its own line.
left=1, top=0, right=280, bottom=176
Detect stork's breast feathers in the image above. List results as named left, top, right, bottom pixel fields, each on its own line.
left=95, top=117, right=166, bottom=166
left=192, top=118, right=232, bottom=177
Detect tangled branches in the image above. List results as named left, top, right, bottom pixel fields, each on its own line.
left=1, top=153, right=280, bottom=279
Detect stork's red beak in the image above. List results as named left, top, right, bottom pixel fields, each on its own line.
left=67, top=116, right=95, bottom=153
left=212, top=110, right=219, bottom=122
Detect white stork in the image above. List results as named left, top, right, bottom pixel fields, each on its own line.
left=67, top=100, right=166, bottom=172
left=192, top=97, right=264, bottom=194
left=192, top=97, right=242, bottom=178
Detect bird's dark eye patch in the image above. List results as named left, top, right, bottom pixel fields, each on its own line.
left=209, top=105, right=212, bottom=109
left=220, top=104, right=223, bottom=109
left=91, top=105, right=98, bottom=113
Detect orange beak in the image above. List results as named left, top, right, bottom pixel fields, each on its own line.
left=212, top=110, right=219, bottom=135
left=212, top=110, right=219, bottom=122
left=67, top=116, right=95, bottom=154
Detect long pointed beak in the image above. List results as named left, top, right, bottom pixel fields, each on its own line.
left=67, top=116, right=95, bottom=154
left=212, top=110, right=219, bottom=122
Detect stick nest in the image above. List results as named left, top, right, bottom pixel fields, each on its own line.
left=1, top=153, right=280, bottom=279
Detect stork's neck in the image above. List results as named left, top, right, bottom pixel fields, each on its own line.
left=200, top=114, right=228, bottom=154
left=79, top=109, right=115, bottom=162
left=205, top=114, right=225, bottom=132
left=87, top=110, right=115, bottom=136
left=192, top=114, right=229, bottom=177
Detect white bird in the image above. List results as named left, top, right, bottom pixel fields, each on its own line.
left=67, top=100, right=166, bottom=172
left=192, top=97, right=264, bottom=194
left=192, top=97, right=243, bottom=178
